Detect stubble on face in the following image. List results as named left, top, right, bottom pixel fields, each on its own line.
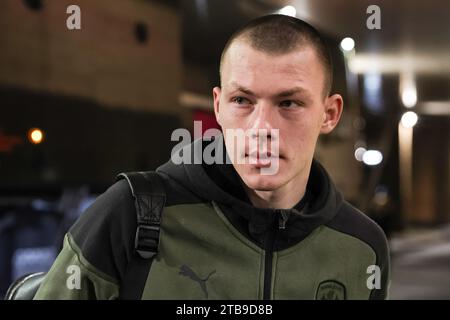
left=216, top=40, right=327, bottom=200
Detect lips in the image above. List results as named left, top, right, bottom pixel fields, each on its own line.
left=245, top=151, right=280, bottom=167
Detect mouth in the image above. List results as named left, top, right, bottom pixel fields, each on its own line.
left=245, top=151, right=282, bottom=168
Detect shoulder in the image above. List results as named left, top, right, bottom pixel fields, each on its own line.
left=157, top=170, right=205, bottom=206
left=68, top=179, right=136, bottom=281
left=70, top=171, right=202, bottom=237
left=325, top=201, right=389, bottom=263
left=325, top=202, right=391, bottom=299
left=67, top=171, right=203, bottom=280
left=69, top=179, right=135, bottom=240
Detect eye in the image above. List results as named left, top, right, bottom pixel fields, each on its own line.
left=279, top=100, right=302, bottom=108
left=232, top=96, right=251, bottom=105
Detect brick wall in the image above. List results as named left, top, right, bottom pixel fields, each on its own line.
left=0, top=0, right=182, bottom=114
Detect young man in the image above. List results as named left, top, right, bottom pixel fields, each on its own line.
left=35, top=14, right=390, bottom=300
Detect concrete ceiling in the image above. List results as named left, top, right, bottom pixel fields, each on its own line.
left=181, top=0, right=450, bottom=109
left=293, top=0, right=450, bottom=75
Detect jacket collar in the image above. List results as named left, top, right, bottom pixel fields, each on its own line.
left=158, top=138, right=343, bottom=249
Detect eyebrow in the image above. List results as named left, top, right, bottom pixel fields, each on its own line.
left=229, top=82, right=256, bottom=96
left=228, top=81, right=310, bottom=98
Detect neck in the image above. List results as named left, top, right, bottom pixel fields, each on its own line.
left=244, top=165, right=311, bottom=209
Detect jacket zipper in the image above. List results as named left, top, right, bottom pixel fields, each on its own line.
left=263, top=210, right=289, bottom=300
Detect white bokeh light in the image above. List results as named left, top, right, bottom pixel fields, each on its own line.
left=362, top=150, right=383, bottom=166
left=401, top=87, right=417, bottom=108
left=340, top=37, right=355, bottom=51
left=400, top=72, right=417, bottom=108
left=278, top=5, right=296, bottom=17
left=401, top=111, right=418, bottom=128
left=354, top=147, right=367, bottom=162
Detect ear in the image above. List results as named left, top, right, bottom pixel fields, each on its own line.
left=320, top=94, right=344, bottom=134
left=213, top=86, right=222, bottom=126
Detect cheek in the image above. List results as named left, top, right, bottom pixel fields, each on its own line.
left=220, top=106, right=249, bottom=130
left=281, top=122, right=319, bottom=154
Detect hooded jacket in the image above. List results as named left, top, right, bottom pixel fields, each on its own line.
left=35, top=139, right=390, bottom=300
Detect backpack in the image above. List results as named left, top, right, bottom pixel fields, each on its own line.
left=115, top=171, right=166, bottom=299
left=5, top=171, right=165, bottom=300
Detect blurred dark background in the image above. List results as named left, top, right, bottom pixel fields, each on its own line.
left=0, top=0, right=449, bottom=299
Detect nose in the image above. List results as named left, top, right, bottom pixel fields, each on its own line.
left=248, top=102, right=278, bottom=140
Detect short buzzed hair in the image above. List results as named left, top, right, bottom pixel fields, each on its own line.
left=220, top=14, right=333, bottom=97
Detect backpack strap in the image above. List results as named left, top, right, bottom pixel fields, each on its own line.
left=116, top=171, right=166, bottom=259
left=115, top=171, right=166, bottom=299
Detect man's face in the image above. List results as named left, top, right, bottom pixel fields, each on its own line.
left=213, top=40, right=342, bottom=192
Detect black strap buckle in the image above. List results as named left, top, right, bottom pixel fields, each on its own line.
left=135, top=224, right=160, bottom=259
left=116, top=171, right=166, bottom=260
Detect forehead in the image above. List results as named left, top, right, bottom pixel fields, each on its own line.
left=221, top=41, right=324, bottom=94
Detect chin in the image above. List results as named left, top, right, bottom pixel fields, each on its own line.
left=240, top=170, right=285, bottom=191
